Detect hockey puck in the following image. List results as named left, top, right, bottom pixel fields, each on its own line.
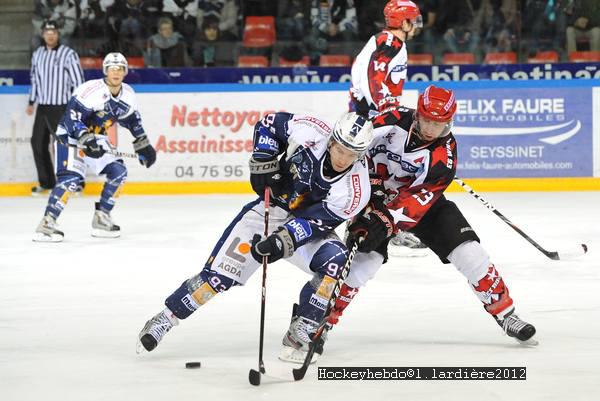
left=185, top=362, right=201, bottom=369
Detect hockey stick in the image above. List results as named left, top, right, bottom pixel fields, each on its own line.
left=249, top=187, right=271, bottom=386
left=453, top=177, right=587, bottom=261
left=45, top=117, right=137, bottom=159
left=292, top=238, right=361, bottom=381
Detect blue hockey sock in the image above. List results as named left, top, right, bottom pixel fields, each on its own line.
left=99, top=161, right=127, bottom=212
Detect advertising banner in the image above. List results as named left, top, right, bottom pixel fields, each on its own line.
left=0, top=82, right=596, bottom=187
left=2, top=62, right=600, bottom=86
left=453, top=86, right=593, bottom=178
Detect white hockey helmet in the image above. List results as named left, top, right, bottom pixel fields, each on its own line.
left=330, top=112, right=374, bottom=157
left=102, top=52, right=128, bottom=75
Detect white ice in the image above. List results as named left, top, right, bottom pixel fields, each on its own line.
left=0, top=192, right=598, bottom=401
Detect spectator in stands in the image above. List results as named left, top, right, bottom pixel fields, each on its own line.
left=193, top=16, right=221, bottom=67
left=523, top=0, right=571, bottom=55
left=408, top=0, right=441, bottom=59
left=197, top=0, right=239, bottom=41
left=241, top=0, right=277, bottom=16
left=310, top=0, right=358, bottom=41
left=32, top=0, right=77, bottom=48
left=437, top=0, right=483, bottom=60
left=276, top=0, right=311, bottom=41
left=305, top=0, right=359, bottom=64
left=566, top=0, right=600, bottom=52
left=481, top=0, right=518, bottom=53
left=78, top=0, right=112, bottom=38
left=162, top=0, right=198, bottom=46
left=107, top=0, right=146, bottom=40
left=355, top=0, right=386, bottom=40
left=145, top=16, right=189, bottom=67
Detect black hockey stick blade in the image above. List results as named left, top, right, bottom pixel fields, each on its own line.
left=249, top=368, right=261, bottom=386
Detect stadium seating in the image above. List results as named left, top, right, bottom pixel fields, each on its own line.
left=237, top=55, right=269, bottom=67
left=568, top=51, right=600, bottom=62
left=527, top=51, right=559, bottom=63
left=319, top=54, right=351, bottom=67
left=128, top=57, right=145, bottom=69
left=79, top=56, right=103, bottom=69
left=408, top=53, right=433, bottom=65
left=442, top=53, right=475, bottom=65
left=278, top=56, right=310, bottom=67
left=242, top=16, right=276, bottom=48
left=484, top=52, right=517, bottom=64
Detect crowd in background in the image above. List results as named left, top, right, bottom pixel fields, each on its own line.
left=31, top=0, right=600, bottom=67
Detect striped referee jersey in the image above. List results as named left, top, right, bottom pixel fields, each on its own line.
left=29, top=44, right=84, bottom=106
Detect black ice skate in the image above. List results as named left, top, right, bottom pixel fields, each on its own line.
left=33, top=215, right=64, bottom=242
left=495, top=310, right=538, bottom=346
left=92, top=202, right=120, bottom=238
left=136, top=309, right=178, bottom=353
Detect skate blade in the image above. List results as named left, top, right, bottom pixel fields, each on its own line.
left=92, top=229, right=120, bottom=238
left=135, top=339, right=146, bottom=354
left=278, top=345, right=318, bottom=365
left=32, top=232, right=63, bottom=242
left=515, top=337, right=539, bottom=346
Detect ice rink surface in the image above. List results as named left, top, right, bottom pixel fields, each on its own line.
left=1, top=192, right=598, bottom=401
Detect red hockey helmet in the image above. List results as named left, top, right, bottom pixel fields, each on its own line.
left=417, top=85, right=456, bottom=122
left=383, top=0, right=423, bottom=29
left=413, top=85, right=456, bottom=141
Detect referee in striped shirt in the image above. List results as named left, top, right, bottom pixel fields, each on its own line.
left=26, top=20, right=84, bottom=195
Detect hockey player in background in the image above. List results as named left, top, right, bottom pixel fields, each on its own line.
left=321, top=85, right=537, bottom=353
left=33, top=52, right=156, bottom=242
left=137, top=112, right=374, bottom=363
left=349, top=0, right=422, bottom=118
left=350, top=0, right=428, bottom=253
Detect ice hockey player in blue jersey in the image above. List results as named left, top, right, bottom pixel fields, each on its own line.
left=33, top=52, right=156, bottom=242
left=137, top=112, right=374, bottom=363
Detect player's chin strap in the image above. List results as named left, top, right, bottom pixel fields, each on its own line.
left=292, top=237, right=362, bottom=381
left=454, top=177, right=588, bottom=261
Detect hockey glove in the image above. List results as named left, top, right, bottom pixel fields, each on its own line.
left=369, top=175, right=387, bottom=206
left=133, top=135, right=156, bottom=168
left=347, top=205, right=395, bottom=253
left=249, top=156, right=284, bottom=197
left=78, top=132, right=106, bottom=159
left=250, top=228, right=295, bottom=264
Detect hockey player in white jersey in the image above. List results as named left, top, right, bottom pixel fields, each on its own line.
left=137, top=112, right=373, bottom=363
left=33, top=52, right=156, bottom=242
left=323, top=85, right=537, bottom=349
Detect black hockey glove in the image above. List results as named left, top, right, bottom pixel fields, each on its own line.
left=250, top=228, right=295, bottom=264
left=347, top=205, right=395, bottom=253
left=249, top=156, right=284, bottom=197
left=78, top=132, right=106, bottom=159
left=133, top=135, right=156, bottom=168
left=369, top=175, right=387, bottom=206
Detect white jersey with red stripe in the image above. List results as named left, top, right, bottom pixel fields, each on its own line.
left=350, top=31, right=408, bottom=118
left=368, top=107, right=457, bottom=231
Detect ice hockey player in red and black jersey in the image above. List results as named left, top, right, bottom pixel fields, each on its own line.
left=323, top=85, right=538, bottom=355
left=350, top=0, right=422, bottom=119
left=350, top=0, right=430, bottom=253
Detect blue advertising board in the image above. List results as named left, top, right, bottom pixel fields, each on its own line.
left=452, top=84, right=593, bottom=178
left=1, top=62, right=599, bottom=86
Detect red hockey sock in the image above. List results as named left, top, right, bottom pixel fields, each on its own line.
left=471, top=264, right=514, bottom=318
left=327, top=284, right=359, bottom=325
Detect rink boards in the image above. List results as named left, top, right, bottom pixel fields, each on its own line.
left=1, top=80, right=599, bottom=195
